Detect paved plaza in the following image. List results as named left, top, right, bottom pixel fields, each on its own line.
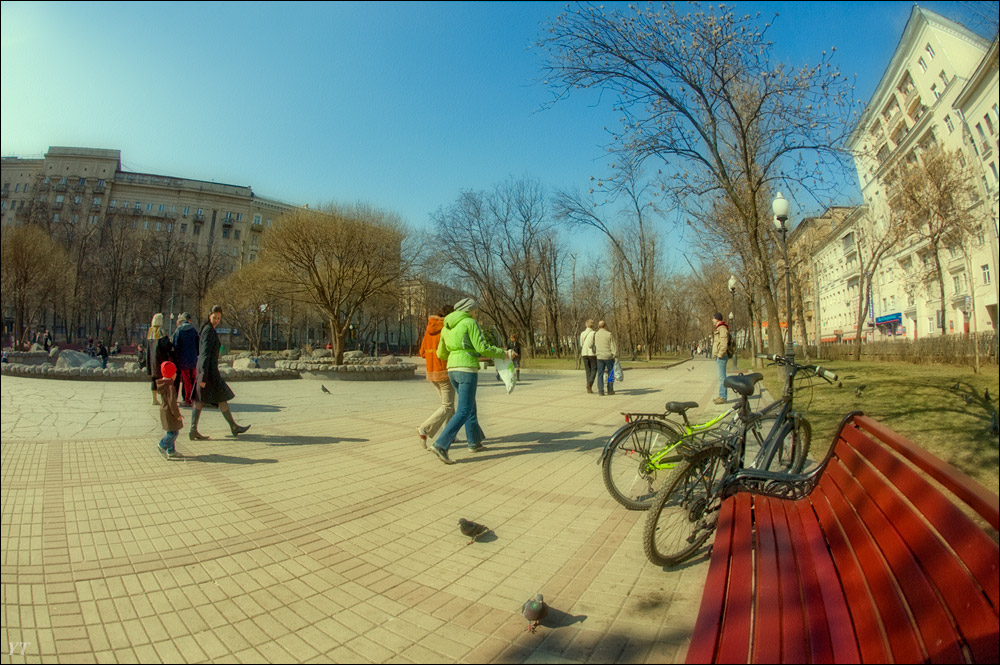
left=1, top=357, right=744, bottom=664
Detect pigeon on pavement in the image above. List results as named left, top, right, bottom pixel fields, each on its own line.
left=964, top=393, right=974, bottom=405
left=321, top=384, right=331, bottom=394
left=521, top=594, right=548, bottom=632
left=855, top=384, right=867, bottom=398
left=458, top=518, right=489, bottom=545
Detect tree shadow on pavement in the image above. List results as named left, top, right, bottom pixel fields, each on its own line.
left=180, top=454, right=278, bottom=465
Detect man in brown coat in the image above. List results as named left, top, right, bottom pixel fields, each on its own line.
left=156, top=361, right=184, bottom=459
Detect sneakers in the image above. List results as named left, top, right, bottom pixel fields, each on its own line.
left=159, top=447, right=177, bottom=460
left=468, top=442, right=486, bottom=452
left=417, top=427, right=428, bottom=449
left=713, top=397, right=727, bottom=405
left=431, top=446, right=454, bottom=465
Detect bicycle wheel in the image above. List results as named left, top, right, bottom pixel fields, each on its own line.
left=759, top=416, right=812, bottom=474
left=743, top=413, right=779, bottom=469
left=602, top=420, right=682, bottom=510
left=643, top=444, right=729, bottom=567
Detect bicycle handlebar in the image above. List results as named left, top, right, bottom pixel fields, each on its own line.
left=754, top=354, right=838, bottom=382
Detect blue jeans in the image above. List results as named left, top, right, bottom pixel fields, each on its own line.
left=158, top=430, right=178, bottom=454
left=597, top=359, right=613, bottom=395
left=435, top=372, right=484, bottom=452
left=716, top=358, right=728, bottom=399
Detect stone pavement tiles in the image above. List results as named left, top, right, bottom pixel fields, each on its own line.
left=1, top=358, right=730, bottom=663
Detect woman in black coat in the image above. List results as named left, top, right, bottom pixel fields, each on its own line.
left=189, top=305, right=249, bottom=440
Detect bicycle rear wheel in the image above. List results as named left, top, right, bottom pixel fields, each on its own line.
left=760, top=416, right=812, bottom=474
left=602, top=420, right=682, bottom=510
left=643, top=444, right=729, bottom=567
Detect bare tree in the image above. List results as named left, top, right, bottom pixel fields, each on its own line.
left=433, top=178, right=555, bottom=355
left=1, top=225, right=68, bottom=347
left=555, top=167, right=664, bottom=360
left=261, top=203, right=415, bottom=364
left=186, top=243, right=231, bottom=321
left=96, top=212, right=146, bottom=346
left=886, top=146, right=985, bottom=368
left=206, top=261, right=281, bottom=356
left=539, top=2, right=857, bottom=354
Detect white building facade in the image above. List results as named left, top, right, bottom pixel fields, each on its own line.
left=839, top=7, right=998, bottom=341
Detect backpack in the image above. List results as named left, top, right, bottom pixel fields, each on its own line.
left=725, top=330, right=735, bottom=358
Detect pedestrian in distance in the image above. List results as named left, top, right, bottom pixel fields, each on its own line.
left=416, top=304, right=456, bottom=447
left=594, top=321, right=618, bottom=396
left=712, top=312, right=731, bottom=404
left=98, top=340, right=109, bottom=369
left=190, top=305, right=249, bottom=440
left=146, top=314, right=174, bottom=406
left=431, top=298, right=515, bottom=465
left=156, top=361, right=183, bottom=460
left=507, top=334, right=522, bottom=381
left=579, top=319, right=598, bottom=393
left=172, top=312, right=200, bottom=407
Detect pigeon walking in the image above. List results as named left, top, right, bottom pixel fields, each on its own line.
left=521, top=594, right=548, bottom=632
left=964, top=393, right=974, bottom=405
left=458, top=518, right=489, bottom=545
left=855, top=384, right=867, bottom=398
left=321, top=384, right=331, bottom=394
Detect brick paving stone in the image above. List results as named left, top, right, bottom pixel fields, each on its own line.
left=1, top=360, right=730, bottom=662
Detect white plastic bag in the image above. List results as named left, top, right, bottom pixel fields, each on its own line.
left=494, top=356, right=517, bottom=394
left=613, top=359, right=623, bottom=382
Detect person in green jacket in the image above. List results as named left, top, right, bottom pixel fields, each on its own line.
left=431, top=298, right=513, bottom=465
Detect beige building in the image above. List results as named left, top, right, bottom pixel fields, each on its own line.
left=2, top=146, right=295, bottom=268
left=842, top=7, right=998, bottom=340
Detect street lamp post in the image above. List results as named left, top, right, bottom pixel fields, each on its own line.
left=773, top=192, right=794, bottom=396
left=728, top=274, right=738, bottom=370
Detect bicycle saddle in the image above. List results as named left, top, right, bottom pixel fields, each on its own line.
left=665, top=401, right=699, bottom=414
left=724, top=373, right=763, bottom=396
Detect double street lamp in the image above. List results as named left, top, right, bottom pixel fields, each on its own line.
left=772, top=192, right=795, bottom=394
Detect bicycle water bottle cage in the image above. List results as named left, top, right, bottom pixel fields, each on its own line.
left=724, top=373, right=763, bottom=396
left=665, top=401, right=699, bottom=415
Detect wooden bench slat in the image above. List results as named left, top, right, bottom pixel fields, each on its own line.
left=854, top=415, right=1000, bottom=530
left=718, top=492, right=755, bottom=662
left=828, top=448, right=965, bottom=663
left=790, top=498, right=856, bottom=663
left=751, top=498, right=784, bottom=663
left=771, top=499, right=808, bottom=664
left=813, top=474, right=893, bottom=663
left=842, top=425, right=1000, bottom=613
left=687, top=496, right=739, bottom=663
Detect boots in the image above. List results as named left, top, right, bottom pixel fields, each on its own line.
left=189, top=408, right=209, bottom=440
left=222, top=409, right=250, bottom=436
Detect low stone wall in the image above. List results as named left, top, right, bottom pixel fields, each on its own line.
left=0, top=363, right=299, bottom=381
left=275, top=360, right=417, bottom=381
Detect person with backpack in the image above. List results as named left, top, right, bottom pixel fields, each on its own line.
left=711, top=312, right=732, bottom=404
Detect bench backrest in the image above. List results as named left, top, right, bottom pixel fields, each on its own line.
left=812, top=413, right=999, bottom=663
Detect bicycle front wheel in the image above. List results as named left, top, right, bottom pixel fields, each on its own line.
left=643, top=444, right=729, bottom=567
left=602, top=420, right=682, bottom=510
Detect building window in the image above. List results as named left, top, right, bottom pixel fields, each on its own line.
left=167, top=223, right=173, bottom=232
left=147, top=203, right=154, bottom=211
left=222, top=228, right=230, bottom=238
left=193, top=225, right=200, bottom=236
left=131, top=220, right=138, bottom=229
left=73, top=196, right=82, bottom=204
left=180, top=223, right=187, bottom=233
left=984, top=264, right=992, bottom=286
left=143, top=221, right=150, bottom=230
left=236, top=213, right=243, bottom=222
left=939, top=70, right=949, bottom=87
left=197, top=208, right=203, bottom=215
left=53, top=213, right=60, bottom=223
left=234, top=230, right=240, bottom=240
left=155, top=222, right=162, bottom=231
left=14, top=183, right=20, bottom=193
left=134, top=202, right=142, bottom=209
left=184, top=206, right=190, bottom=216
left=918, top=57, right=927, bottom=72
left=945, top=115, right=954, bottom=133
left=925, top=43, right=935, bottom=59
left=930, top=84, right=940, bottom=100
left=253, top=214, right=262, bottom=225
left=158, top=204, right=165, bottom=212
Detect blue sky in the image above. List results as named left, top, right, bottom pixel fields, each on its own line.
left=1, top=1, right=994, bottom=254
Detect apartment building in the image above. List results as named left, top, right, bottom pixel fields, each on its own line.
left=1, top=146, right=296, bottom=269
left=841, top=7, right=998, bottom=341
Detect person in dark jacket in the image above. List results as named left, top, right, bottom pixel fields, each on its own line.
left=172, top=312, right=200, bottom=407
left=146, top=313, right=174, bottom=405
left=190, top=305, right=249, bottom=440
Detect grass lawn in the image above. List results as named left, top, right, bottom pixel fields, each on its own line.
left=755, top=359, right=999, bottom=494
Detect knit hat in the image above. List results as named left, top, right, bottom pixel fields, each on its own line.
left=713, top=312, right=724, bottom=322
left=455, top=298, right=478, bottom=312
left=160, top=361, right=177, bottom=379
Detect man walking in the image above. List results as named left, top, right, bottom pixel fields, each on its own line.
left=594, top=320, right=618, bottom=396
left=172, top=312, right=199, bottom=407
left=712, top=312, right=731, bottom=404
left=579, top=319, right=598, bottom=394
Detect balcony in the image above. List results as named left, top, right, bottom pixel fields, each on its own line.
left=194, top=214, right=205, bottom=223
left=222, top=217, right=234, bottom=226
left=54, top=183, right=67, bottom=192
left=90, top=204, right=102, bottom=211
left=37, top=183, right=50, bottom=192
left=130, top=208, right=142, bottom=216
left=0, top=190, right=8, bottom=198
left=51, top=202, right=63, bottom=210
left=93, top=185, right=105, bottom=194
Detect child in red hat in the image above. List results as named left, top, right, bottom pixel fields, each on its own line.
left=156, top=361, right=184, bottom=459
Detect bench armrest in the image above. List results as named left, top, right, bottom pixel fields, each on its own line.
left=720, top=410, right=864, bottom=501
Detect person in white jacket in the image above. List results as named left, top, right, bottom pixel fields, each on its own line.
left=579, top=320, right=598, bottom=394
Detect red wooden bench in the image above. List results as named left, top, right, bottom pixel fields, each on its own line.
left=686, top=411, right=999, bottom=663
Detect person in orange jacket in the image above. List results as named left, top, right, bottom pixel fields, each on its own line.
left=416, top=304, right=455, bottom=447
